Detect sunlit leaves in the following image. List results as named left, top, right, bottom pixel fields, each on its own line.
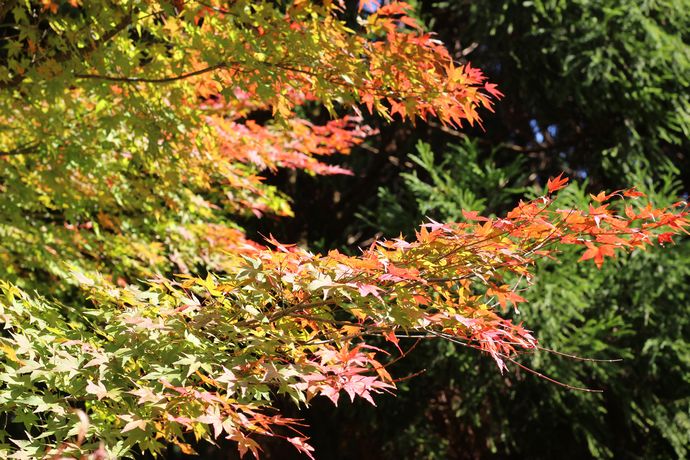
left=0, top=0, right=496, bottom=296
left=0, top=185, right=687, bottom=457
left=0, top=1, right=687, bottom=459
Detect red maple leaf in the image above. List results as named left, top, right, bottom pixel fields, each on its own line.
left=546, top=173, right=568, bottom=194
left=658, top=232, right=675, bottom=245
left=623, top=188, right=646, bottom=198
left=462, top=209, right=489, bottom=222
left=579, top=242, right=617, bottom=268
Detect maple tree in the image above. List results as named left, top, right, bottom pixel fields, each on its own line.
left=0, top=1, right=687, bottom=459
left=341, top=1, right=690, bottom=456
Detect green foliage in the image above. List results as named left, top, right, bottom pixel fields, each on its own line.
left=0, top=1, right=515, bottom=457
left=359, top=139, right=527, bottom=236
left=332, top=2, right=690, bottom=456
left=424, top=0, right=690, bottom=187
left=0, top=1, right=687, bottom=459
left=348, top=144, right=690, bottom=459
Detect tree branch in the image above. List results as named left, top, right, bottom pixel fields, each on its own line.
left=75, top=63, right=228, bottom=84
left=0, top=141, right=39, bottom=156
left=72, top=59, right=329, bottom=85
left=0, top=13, right=132, bottom=90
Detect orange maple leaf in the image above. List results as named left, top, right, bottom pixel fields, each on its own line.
left=41, top=0, right=59, bottom=13
left=546, top=173, right=568, bottom=194
left=487, top=284, right=527, bottom=310
left=590, top=191, right=616, bottom=203
left=579, top=242, right=617, bottom=268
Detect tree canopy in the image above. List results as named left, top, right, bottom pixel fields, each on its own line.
left=301, top=1, right=690, bottom=458
left=0, top=1, right=687, bottom=458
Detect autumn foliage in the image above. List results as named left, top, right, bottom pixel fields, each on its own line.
left=0, top=1, right=687, bottom=458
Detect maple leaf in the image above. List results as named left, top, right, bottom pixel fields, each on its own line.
left=483, top=82, right=504, bottom=98
left=579, top=242, right=617, bottom=269
left=623, top=188, right=646, bottom=198
left=383, top=329, right=403, bottom=355
left=399, top=15, right=422, bottom=30
left=361, top=93, right=376, bottom=114
left=41, top=0, right=59, bottom=14
left=197, top=410, right=224, bottom=439
left=229, top=432, right=261, bottom=459
left=657, top=232, right=675, bottom=245
left=287, top=437, right=316, bottom=460
left=590, top=191, right=616, bottom=203
left=595, top=234, right=627, bottom=246
left=120, top=415, right=148, bottom=433
left=357, top=283, right=383, bottom=299
left=546, top=173, right=569, bottom=194
left=128, top=387, right=164, bottom=405
left=462, top=209, right=490, bottom=222
left=85, top=380, right=109, bottom=400
left=382, top=264, right=421, bottom=281
left=487, top=285, right=527, bottom=311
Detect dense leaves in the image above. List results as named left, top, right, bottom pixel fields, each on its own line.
left=284, top=1, right=690, bottom=458
left=0, top=1, right=687, bottom=459
left=421, top=0, right=690, bottom=189
left=1, top=181, right=686, bottom=457
left=348, top=165, right=690, bottom=459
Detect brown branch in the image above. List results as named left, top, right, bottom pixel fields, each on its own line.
left=0, top=141, right=39, bottom=156
left=233, top=297, right=339, bottom=328
left=391, top=368, right=427, bottom=383
left=499, top=139, right=575, bottom=154
left=503, top=354, right=603, bottom=393
left=0, top=12, right=132, bottom=90
left=534, top=345, right=623, bottom=363
left=72, top=59, right=331, bottom=86
left=75, top=63, right=228, bottom=84
left=426, top=120, right=469, bottom=139
left=426, top=330, right=604, bottom=392
left=71, top=58, right=438, bottom=105
left=426, top=120, right=576, bottom=155
left=194, top=0, right=238, bottom=16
